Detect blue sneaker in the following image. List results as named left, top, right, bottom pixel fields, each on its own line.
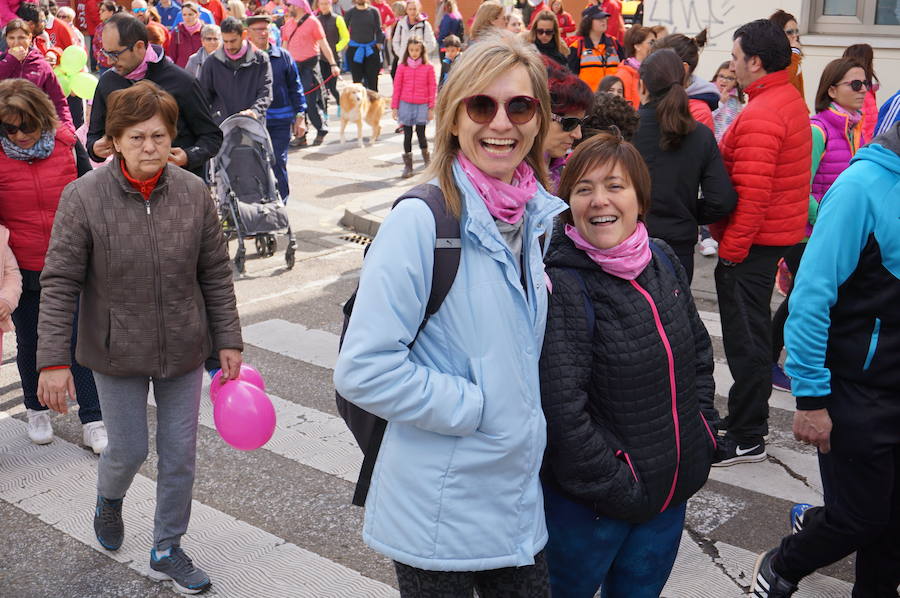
left=772, top=364, right=792, bottom=392
left=149, top=546, right=211, bottom=595
left=790, top=503, right=813, bottom=534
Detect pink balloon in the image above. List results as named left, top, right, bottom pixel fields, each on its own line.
left=209, top=364, right=266, bottom=403
left=213, top=380, right=276, bottom=450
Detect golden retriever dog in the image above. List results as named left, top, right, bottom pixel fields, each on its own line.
left=339, top=83, right=386, bottom=147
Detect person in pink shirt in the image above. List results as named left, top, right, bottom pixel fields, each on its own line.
left=282, top=0, right=340, bottom=146
left=391, top=36, right=434, bottom=178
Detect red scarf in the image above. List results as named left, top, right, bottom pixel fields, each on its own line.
left=121, top=160, right=163, bottom=200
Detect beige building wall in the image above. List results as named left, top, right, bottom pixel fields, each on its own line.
left=642, top=0, right=900, bottom=113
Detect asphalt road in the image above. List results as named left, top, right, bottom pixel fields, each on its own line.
left=0, top=74, right=858, bottom=598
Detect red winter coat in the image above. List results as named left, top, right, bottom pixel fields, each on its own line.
left=0, top=127, right=78, bottom=271
left=167, top=23, right=202, bottom=68
left=713, top=70, right=811, bottom=262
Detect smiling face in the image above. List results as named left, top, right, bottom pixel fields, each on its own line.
left=452, top=65, right=540, bottom=183
left=113, top=113, right=172, bottom=180
left=568, top=161, right=639, bottom=249
left=1, top=113, right=42, bottom=150
left=829, top=66, right=867, bottom=112
left=545, top=110, right=584, bottom=159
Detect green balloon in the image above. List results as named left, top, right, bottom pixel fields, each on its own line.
left=54, top=68, right=72, bottom=96
left=60, top=45, right=88, bottom=75
left=71, top=72, right=98, bottom=100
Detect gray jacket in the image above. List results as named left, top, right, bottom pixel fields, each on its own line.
left=185, top=48, right=209, bottom=79
left=199, top=44, right=273, bottom=124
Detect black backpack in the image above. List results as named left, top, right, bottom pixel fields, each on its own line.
left=336, top=184, right=461, bottom=506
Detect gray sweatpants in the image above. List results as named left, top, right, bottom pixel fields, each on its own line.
left=94, top=366, right=204, bottom=550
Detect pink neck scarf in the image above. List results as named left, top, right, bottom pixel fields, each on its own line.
left=831, top=101, right=863, bottom=128
left=224, top=40, right=249, bottom=60
left=406, top=57, right=422, bottom=67
left=623, top=56, right=641, bottom=70
left=183, top=21, right=202, bottom=34
left=457, top=153, right=537, bottom=224
left=125, top=44, right=159, bottom=81
left=565, top=221, right=652, bottom=280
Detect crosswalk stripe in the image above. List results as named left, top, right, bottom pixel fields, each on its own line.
left=0, top=413, right=398, bottom=597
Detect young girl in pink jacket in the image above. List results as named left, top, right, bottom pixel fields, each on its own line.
left=391, top=37, right=436, bottom=178
left=0, top=223, right=22, bottom=361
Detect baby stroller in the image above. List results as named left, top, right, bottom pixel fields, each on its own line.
left=214, top=113, right=296, bottom=274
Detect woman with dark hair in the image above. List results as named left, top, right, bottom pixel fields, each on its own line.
left=631, top=48, right=735, bottom=281
left=92, top=0, right=120, bottom=74
left=652, top=30, right=717, bottom=130
left=540, top=131, right=718, bottom=597
left=580, top=90, right=640, bottom=142
left=616, top=24, right=654, bottom=108
left=842, top=44, right=878, bottom=142
left=597, top=73, right=623, bottom=96
left=527, top=9, right=568, bottom=67
left=769, top=9, right=804, bottom=102
left=37, top=80, right=242, bottom=595
left=567, top=5, right=621, bottom=92
left=770, top=57, right=868, bottom=392
left=543, top=58, right=593, bottom=192
left=166, top=2, right=203, bottom=68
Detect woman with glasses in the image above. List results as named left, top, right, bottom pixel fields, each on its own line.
left=0, top=79, right=107, bottom=453
left=842, top=44, right=879, bottom=143
left=526, top=9, right=567, bottom=67
left=769, top=9, right=805, bottom=103
left=540, top=130, right=718, bottom=598
left=334, top=31, right=564, bottom=596
left=543, top=59, right=592, bottom=193
left=631, top=49, right=736, bottom=282
left=770, top=58, right=869, bottom=393
left=167, top=2, right=203, bottom=68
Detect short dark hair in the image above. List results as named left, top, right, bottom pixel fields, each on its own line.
left=733, top=19, right=791, bottom=74
left=842, top=44, right=877, bottom=84
left=220, top=16, right=244, bottom=35
left=814, top=57, right=865, bottom=113
left=443, top=34, right=461, bottom=48
left=768, top=9, right=796, bottom=31
left=15, top=2, right=42, bottom=23
left=597, top=75, right=623, bottom=94
left=106, top=80, right=179, bottom=144
left=623, top=25, right=653, bottom=59
left=107, top=12, right=148, bottom=48
left=579, top=91, right=640, bottom=143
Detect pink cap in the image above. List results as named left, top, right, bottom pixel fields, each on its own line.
left=287, top=0, right=312, bottom=11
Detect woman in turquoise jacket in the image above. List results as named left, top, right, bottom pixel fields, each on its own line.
left=334, top=31, right=565, bottom=595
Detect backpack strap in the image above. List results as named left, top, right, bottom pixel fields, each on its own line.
left=649, top=241, right=677, bottom=279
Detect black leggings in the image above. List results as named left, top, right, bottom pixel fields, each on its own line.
left=403, top=124, right=427, bottom=153
left=771, top=243, right=806, bottom=363
left=393, top=551, right=550, bottom=598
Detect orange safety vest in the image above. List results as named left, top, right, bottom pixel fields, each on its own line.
left=571, top=35, right=621, bottom=92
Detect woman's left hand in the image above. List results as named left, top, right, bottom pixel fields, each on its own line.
left=218, top=349, right=243, bottom=382
left=37, top=368, right=76, bottom=414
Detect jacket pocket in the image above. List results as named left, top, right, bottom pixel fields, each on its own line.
left=863, top=317, right=881, bottom=371
left=700, top=413, right=717, bottom=456
left=615, top=450, right=639, bottom=483
left=108, top=304, right=158, bottom=370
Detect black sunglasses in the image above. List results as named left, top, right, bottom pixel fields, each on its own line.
left=837, top=79, right=872, bottom=92
left=462, top=95, right=541, bottom=125
left=1, top=121, right=37, bottom=135
left=535, top=28, right=555, bottom=36
left=551, top=113, right=585, bottom=132
left=101, top=41, right=136, bottom=62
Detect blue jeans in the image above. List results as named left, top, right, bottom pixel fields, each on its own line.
left=266, top=118, right=291, bottom=202
left=543, top=482, right=686, bottom=598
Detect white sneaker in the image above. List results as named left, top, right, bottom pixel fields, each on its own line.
left=700, top=237, right=718, bottom=257
left=26, top=409, right=54, bottom=445
left=83, top=421, right=108, bottom=455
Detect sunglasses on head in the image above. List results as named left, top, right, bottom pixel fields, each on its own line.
left=1, top=121, right=37, bottom=135
left=551, top=113, right=585, bottom=132
left=837, top=79, right=872, bottom=92
left=462, top=95, right=541, bottom=125
left=535, top=27, right=554, bottom=36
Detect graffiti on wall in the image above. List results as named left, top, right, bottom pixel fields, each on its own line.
left=644, top=0, right=741, bottom=47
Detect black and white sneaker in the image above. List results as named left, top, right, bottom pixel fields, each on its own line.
left=94, top=496, right=124, bottom=551
left=751, top=549, right=798, bottom=597
left=712, top=435, right=767, bottom=467
left=149, top=546, right=212, bottom=595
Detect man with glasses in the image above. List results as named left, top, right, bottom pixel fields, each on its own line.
left=709, top=19, right=811, bottom=467
left=246, top=13, right=306, bottom=204
left=88, top=12, right=222, bottom=178
left=199, top=16, right=272, bottom=126
left=185, top=23, right=220, bottom=77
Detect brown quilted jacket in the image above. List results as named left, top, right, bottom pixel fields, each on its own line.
left=37, top=158, right=242, bottom=378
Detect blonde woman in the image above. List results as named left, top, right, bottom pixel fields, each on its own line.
left=226, top=0, right=247, bottom=19
left=334, top=30, right=564, bottom=597
left=468, top=1, right=506, bottom=42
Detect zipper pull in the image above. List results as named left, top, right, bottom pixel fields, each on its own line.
left=145, top=200, right=150, bottom=214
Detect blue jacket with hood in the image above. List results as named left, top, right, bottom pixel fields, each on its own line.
left=785, top=122, right=900, bottom=408
left=334, top=162, right=566, bottom=571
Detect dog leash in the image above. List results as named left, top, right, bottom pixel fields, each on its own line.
left=303, top=74, right=337, bottom=96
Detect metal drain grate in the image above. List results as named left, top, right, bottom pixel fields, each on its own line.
left=341, top=234, right=372, bottom=246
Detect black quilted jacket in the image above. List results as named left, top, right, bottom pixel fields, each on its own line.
left=539, top=234, right=718, bottom=523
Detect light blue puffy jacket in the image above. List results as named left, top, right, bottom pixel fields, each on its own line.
left=334, top=162, right=566, bottom=571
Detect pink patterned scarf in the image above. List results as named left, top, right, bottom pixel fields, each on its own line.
left=565, top=221, right=652, bottom=280
left=457, top=153, right=537, bottom=224
left=125, top=44, right=159, bottom=81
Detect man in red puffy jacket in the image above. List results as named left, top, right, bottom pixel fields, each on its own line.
left=711, top=19, right=811, bottom=467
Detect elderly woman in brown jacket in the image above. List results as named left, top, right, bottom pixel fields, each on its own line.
left=35, top=81, right=242, bottom=595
